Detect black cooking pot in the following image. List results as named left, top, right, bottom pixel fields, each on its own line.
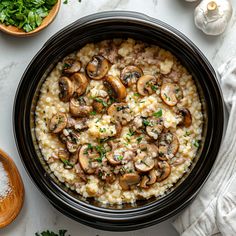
left=13, top=11, right=225, bottom=231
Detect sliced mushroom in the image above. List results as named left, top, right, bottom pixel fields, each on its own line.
left=69, top=150, right=80, bottom=165
left=74, top=118, right=88, bottom=131
left=156, top=161, right=171, bottom=182
left=159, top=130, right=179, bottom=159
left=177, top=108, right=192, bottom=127
left=64, top=129, right=80, bottom=153
left=147, top=169, right=157, bottom=185
left=135, top=156, right=155, bottom=172
left=58, top=149, right=70, bottom=161
left=49, top=112, right=67, bottom=133
left=63, top=58, right=81, bottom=75
left=161, top=83, right=183, bottom=106
left=58, top=76, right=74, bottom=102
left=79, top=144, right=99, bottom=174
left=107, top=102, right=132, bottom=125
left=146, top=117, right=164, bottom=140
left=114, top=122, right=122, bottom=137
left=92, top=97, right=108, bottom=113
left=103, top=75, right=127, bottom=101
left=120, top=66, right=143, bottom=87
left=69, top=97, right=93, bottom=117
left=137, top=75, right=161, bottom=96
left=71, top=73, right=88, bottom=96
left=106, top=153, right=122, bottom=165
left=86, top=55, right=110, bottom=80
left=133, top=116, right=144, bottom=134
left=140, top=175, right=150, bottom=189
left=119, top=173, right=140, bottom=190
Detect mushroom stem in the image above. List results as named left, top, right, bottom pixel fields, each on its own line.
left=207, top=1, right=219, bottom=16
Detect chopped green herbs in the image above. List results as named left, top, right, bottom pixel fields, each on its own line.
left=151, top=85, right=158, bottom=91
left=153, top=109, right=162, bottom=118
left=94, top=98, right=108, bottom=107
left=35, top=229, right=69, bottom=236
left=61, top=159, right=74, bottom=167
left=116, top=155, right=123, bottom=161
left=184, top=131, right=191, bottom=137
left=127, top=128, right=135, bottom=137
left=0, top=0, right=58, bottom=32
left=133, top=93, right=140, bottom=97
left=99, top=128, right=106, bottom=133
left=193, top=140, right=200, bottom=148
left=164, top=93, right=171, bottom=101
left=137, top=136, right=143, bottom=143
left=90, top=111, right=96, bottom=115
left=116, top=105, right=128, bottom=111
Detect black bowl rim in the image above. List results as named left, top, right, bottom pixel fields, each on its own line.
left=13, top=11, right=225, bottom=231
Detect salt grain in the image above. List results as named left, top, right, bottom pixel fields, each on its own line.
left=0, top=162, right=11, bottom=199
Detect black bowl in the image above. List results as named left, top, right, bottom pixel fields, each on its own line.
left=13, top=11, right=225, bottom=231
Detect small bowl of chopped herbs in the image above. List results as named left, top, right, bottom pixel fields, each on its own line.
left=0, top=0, right=61, bottom=36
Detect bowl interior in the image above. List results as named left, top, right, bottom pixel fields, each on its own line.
left=14, top=12, right=224, bottom=229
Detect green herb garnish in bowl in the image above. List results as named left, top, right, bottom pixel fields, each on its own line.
left=0, top=0, right=61, bottom=36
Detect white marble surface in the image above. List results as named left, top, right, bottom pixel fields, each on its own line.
left=0, top=0, right=236, bottom=235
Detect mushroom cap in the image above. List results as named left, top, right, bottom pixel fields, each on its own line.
left=159, top=130, right=179, bottom=158
left=79, top=144, right=99, bottom=174
left=161, top=83, right=183, bottom=106
left=49, top=112, right=67, bottom=133
left=120, top=65, right=143, bottom=87
left=135, top=156, right=155, bottom=172
left=69, top=97, right=93, bottom=117
left=146, top=117, right=164, bottom=140
left=177, top=108, right=192, bottom=127
left=86, top=55, right=110, bottom=80
left=147, top=169, right=157, bottom=185
left=63, top=58, right=81, bottom=75
left=58, top=76, right=74, bottom=102
left=71, top=73, right=88, bottom=97
left=156, top=161, right=171, bottom=182
left=119, top=173, right=140, bottom=190
left=137, top=75, right=157, bottom=96
left=140, top=175, right=150, bottom=189
left=104, top=75, right=127, bottom=101
left=107, top=102, right=132, bottom=125
left=106, top=153, right=122, bottom=165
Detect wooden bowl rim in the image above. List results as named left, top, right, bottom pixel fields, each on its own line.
left=0, top=0, right=61, bottom=37
left=0, top=149, right=25, bottom=229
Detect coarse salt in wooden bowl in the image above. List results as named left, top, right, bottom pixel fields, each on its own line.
left=0, top=0, right=61, bottom=37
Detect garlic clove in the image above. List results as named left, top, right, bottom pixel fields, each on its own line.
left=194, top=0, right=233, bottom=36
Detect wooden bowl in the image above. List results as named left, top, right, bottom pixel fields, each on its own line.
left=0, top=0, right=61, bottom=37
left=0, top=149, right=24, bottom=229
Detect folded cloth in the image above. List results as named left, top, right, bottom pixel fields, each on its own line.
left=173, top=58, right=236, bottom=236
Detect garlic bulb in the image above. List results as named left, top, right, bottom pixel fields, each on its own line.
left=194, top=0, right=233, bottom=35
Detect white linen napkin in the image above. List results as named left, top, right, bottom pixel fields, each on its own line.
left=173, top=58, right=236, bottom=236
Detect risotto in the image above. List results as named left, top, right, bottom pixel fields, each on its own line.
left=35, top=38, right=203, bottom=205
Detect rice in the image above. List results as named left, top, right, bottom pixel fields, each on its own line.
left=35, top=38, right=203, bottom=205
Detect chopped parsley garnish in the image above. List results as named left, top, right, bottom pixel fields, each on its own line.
left=116, top=105, right=128, bottom=111
left=84, top=143, right=93, bottom=154
left=164, top=93, right=171, bottom=101
left=61, top=159, right=74, bottom=167
left=137, top=136, right=143, bottom=143
left=0, top=0, right=58, bottom=32
left=94, top=98, right=108, bottom=107
left=141, top=160, right=150, bottom=167
left=95, top=157, right=103, bottom=163
left=35, top=229, right=68, bottom=236
left=184, top=131, right=191, bottom=137
left=193, top=140, right=200, bottom=148
left=95, top=145, right=106, bottom=158
left=127, top=128, right=135, bottom=137
left=153, top=109, right=162, bottom=118
left=133, top=93, right=140, bottom=97
left=116, top=155, right=124, bottom=161
left=99, top=128, right=106, bottom=133
left=143, top=119, right=153, bottom=127
left=151, top=85, right=158, bottom=91
left=90, top=111, right=96, bottom=115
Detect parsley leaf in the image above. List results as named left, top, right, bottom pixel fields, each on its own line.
left=153, top=109, right=162, bottom=118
